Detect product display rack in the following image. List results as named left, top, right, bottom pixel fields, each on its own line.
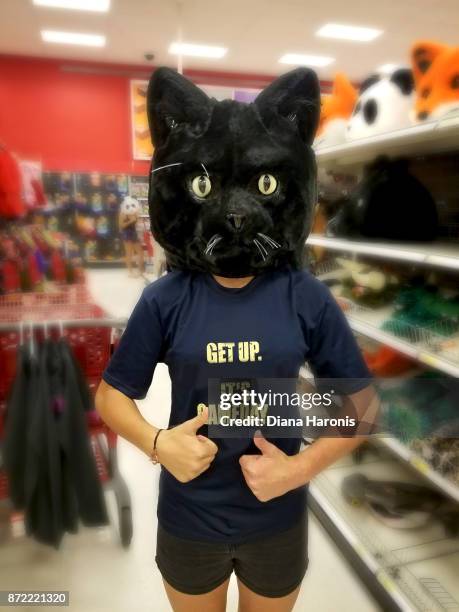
left=308, top=116, right=459, bottom=611
left=307, top=235, right=459, bottom=272
left=308, top=450, right=459, bottom=612
left=314, top=114, right=459, bottom=168
left=345, top=306, right=459, bottom=378
left=374, top=437, right=459, bottom=506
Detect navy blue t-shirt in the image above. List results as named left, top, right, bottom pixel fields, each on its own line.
left=103, top=266, right=370, bottom=543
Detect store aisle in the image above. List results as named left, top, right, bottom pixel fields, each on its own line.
left=0, top=270, right=378, bottom=612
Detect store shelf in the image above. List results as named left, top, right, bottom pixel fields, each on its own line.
left=343, top=305, right=459, bottom=378
left=314, top=114, right=459, bottom=167
left=84, top=259, right=124, bottom=269
left=309, top=453, right=459, bottom=612
left=307, top=235, right=459, bottom=271
left=374, top=436, right=459, bottom=505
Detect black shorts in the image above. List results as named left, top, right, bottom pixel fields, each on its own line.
left=155, top=516, right=308, bottom=598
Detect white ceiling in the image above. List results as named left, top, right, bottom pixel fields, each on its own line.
left=0, top=0, right=458, bottom=80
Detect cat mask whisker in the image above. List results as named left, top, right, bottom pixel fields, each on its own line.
left=151, top=162, right=183, bottom=174
left=201, top=163, right=209, bottom=178
left=257, top=233, right=281, bottom=249
left=253, top=239, right=267, bottom=261
left=206, top=237, right=222, bottom=256
left=204, top=234, right=222, bottom=255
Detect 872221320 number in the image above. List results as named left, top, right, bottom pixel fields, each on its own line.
left=0, top=591, right=69, bottom=606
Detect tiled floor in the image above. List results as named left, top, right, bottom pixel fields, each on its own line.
left=0, top=269, right=379, bottom=611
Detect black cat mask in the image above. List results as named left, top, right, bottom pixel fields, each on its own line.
left=147, top=67, right=320, bottom=277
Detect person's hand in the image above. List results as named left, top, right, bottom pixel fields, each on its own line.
left=239, top=432, right=304, bottom=502
left=156, top=407, right=218, bottom=483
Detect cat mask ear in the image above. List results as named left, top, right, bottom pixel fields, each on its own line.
left=147, top=67, right=212, bottom=147
left=254, top=67, right=320, bottom=145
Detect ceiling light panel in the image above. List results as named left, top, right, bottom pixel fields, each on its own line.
left=279, top=53, right=335, bottom=67
left=33, top=0, right=110, bottom=11
left=41, top=30, right=106, bottom=47
left=316, top=23, right=382, bottom=42
left=168, top=42, right=227, bottom=58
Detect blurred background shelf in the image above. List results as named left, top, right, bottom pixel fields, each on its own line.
left=342, top=306, right=459, bottom=378
left=309, top=451, right=459, bottom=612
left=374, top=437, right=459, bottom=506
left=307, top=235, right=459, bottom=271
left=314, top=115, right=459, bottom=168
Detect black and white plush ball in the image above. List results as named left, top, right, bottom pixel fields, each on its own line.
left=346, top=68, right=415, bottom=141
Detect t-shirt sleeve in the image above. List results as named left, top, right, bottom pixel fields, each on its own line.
left=306, top=288, right=372, bottom=393
left=102, top=292, right=164, bottom=400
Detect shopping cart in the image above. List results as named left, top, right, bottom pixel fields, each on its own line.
left=0, top=284, right=132, bottom=548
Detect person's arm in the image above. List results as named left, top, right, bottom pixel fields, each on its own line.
left=96, top=380, right=158, bottom=455
left=96, top=381, right=218, bottom=482
left=97, top=291, right=217, bottom=482
left=240, top=280, right=376, bottom=501
left=240, top=385, right=379, bottom=502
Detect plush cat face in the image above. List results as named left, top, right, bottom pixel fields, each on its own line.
left=314, top=73, right=357, bottom=148
left=147, top=67, right=320, bottom=277
left=412, top=41, right=459, bottom=121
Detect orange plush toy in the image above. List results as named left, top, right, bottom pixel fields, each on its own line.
left=314, top=73, right=357, bottom=147
left=412, top=40, right=459, bottom=122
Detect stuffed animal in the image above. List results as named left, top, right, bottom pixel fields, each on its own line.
left=120, top=196, right=141, bottom=216
left=342, top=473, right=459, bottom=534
left=346, top=68, right=415, bottom=140
left=314, top=73, right=357, bottom=148
left=411, top=40, right=459, bottom=122
left=147, top=67, right=320, bottom=277
left=325, top=257, right=400, bottom=307
left=327, top=157, right=438, bottom=242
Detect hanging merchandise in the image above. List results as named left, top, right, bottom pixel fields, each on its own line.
left=0, top=148, right=25, bottom=219
left=19, top=160, right=46, bottom=211
left=411, top=40, right=459, bottom=122
left=346, top=68, right=415, bottom=141
left=43, top=171, right=129, bottom=264
left=342, top=473, right=459, bottom=534
left=3, top=334, right=109, bottom=547
left=0, top=224, right=82, bottom=294
left=314, top=73, right=358, bottom=148
left=326, top=157, right=439, bottom=241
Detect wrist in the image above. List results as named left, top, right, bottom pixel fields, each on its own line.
left=288, top=452, right=312, bottom=489
left=139, top=424, right=158, bottom=457
left=150, top=428, right=166, bottom=464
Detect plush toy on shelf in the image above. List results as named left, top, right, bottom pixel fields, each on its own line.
left=411, top=40, right=459, bottom=122
left=314, top=73, right=357, bottom=148
left=346, top=67, right=415, bottom=140
left=326, top=157, right=438, bottom=242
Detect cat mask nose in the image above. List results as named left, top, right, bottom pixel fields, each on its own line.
left=226, top=212, right=246, bottom=232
